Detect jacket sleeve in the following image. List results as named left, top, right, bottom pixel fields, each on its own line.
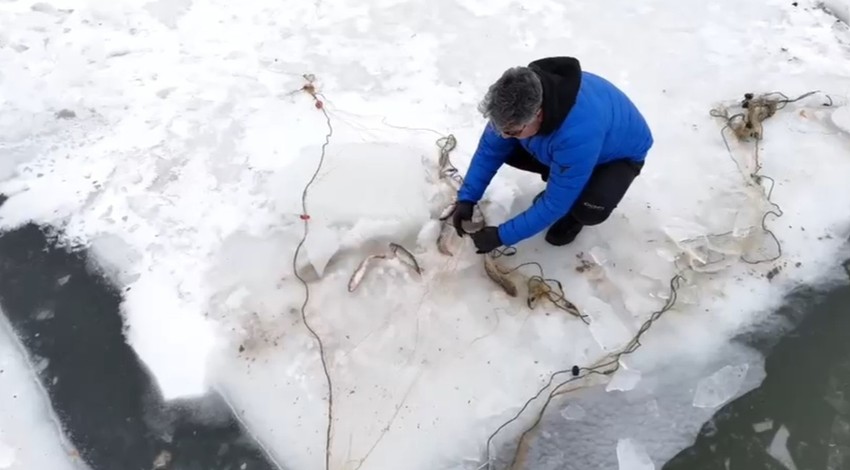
left=497, top=131, right=604, bottom=246
left=457, top=122, right=518, bottom=203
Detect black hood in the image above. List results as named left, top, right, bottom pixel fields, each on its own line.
left=527, top=56, right=582, bottom=135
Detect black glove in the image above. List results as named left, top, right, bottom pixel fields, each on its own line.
left=451, top=200, right=475, bottom=236
left=470, top=226, right=502, bottom=254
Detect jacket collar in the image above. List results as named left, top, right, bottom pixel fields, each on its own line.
left=527, top=57, right=582, bottom=135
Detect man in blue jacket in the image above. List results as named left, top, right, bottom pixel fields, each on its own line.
left=452, top=57, right=654, bottom=253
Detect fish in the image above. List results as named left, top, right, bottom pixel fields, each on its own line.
left=347, top=254, right=387, bottom=293
left=348, top=243, right=423, bottom=293
left=389, top=242, right=422, bottom=275
left=437, top=134, right=464, bottom=192
left=483, top=253, right=519, bottom=298
left=436, top=199, right=488, bottom=257
left=436, top=221, right=457, bottom=256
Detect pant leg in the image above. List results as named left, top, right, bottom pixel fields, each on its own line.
left=569, top=159, right=643, bottom=225
left=504, top=147, right=550, bottom=181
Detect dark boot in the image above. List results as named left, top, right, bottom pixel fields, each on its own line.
left=545, top=214, right=584, bottom=246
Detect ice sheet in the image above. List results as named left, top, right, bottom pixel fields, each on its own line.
left=2, top=0, right=850, bottom=469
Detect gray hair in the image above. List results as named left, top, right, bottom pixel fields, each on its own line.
left=477, top=66, right=543, bottom=131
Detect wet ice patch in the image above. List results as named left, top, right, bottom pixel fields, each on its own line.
left=560, top=404, right=587, bottom=421
left=692, top=364, right=750, bottom=409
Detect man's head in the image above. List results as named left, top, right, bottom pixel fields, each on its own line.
left=478, top=66, right=543, bottom=139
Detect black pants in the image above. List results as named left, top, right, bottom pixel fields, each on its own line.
left=505, top=147, right=643, bottom=227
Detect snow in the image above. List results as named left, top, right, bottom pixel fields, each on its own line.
left=2, top=1, right=850, bottom=470
left=0, top=315, right=86, bottom=470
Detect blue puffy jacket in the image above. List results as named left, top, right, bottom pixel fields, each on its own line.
left=457, top=57, right=653, bottom=246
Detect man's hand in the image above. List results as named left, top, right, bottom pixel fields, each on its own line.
left=470, top=226, right=502, bottom=254
left=451, top=201, right=475, bottom=236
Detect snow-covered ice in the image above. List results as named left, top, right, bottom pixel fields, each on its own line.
left=2, top=0, right=850, bottom=469
left=0, top=315, right=86, bottom=470
left=0, top=440, right=14, bottom=470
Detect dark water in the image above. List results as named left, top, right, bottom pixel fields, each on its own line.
left=664, top=280, right=850, bottom=470
left=0, top=222, right=279, bottom=470
left=1, top=209, right=848, bottom=469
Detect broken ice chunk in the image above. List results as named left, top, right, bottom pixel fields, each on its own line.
left=584, top=296, right=632, bottom=352
left=616, top=438, right=655, bottom=470
left=692, top=364, right=749, bottom=408
left=767, top=425, right=798, bottom=470
left=606, top=366, right=642, bottom=392
left=560, top=404, right=586, bottom=421
left=753, top=419, right=774, bottom=433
